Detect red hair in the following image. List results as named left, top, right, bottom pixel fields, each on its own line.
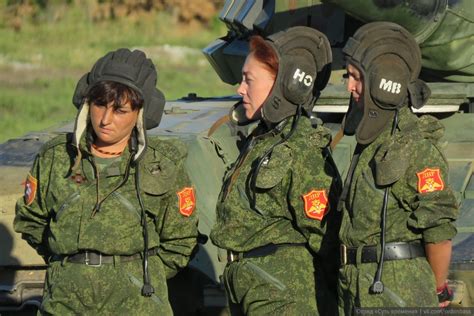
left=249, top=35, right=279, bottom=78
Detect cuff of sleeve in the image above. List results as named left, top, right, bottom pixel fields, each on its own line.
left=423, top=223, right=457, bottom=243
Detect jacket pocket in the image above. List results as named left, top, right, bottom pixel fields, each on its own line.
left=49, top=189, right=84, bottom=253
left=111, top=191, right=141, bottom=220
left=254, top=145, right=292, bottom=189
left=55, top=191, right=81, bottom=221
left=141, top=156, right=176, bottom=196
left=245, top=261, right=286, bottom=291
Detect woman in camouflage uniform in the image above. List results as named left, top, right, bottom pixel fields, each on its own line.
left=14, top=49, right=198, bottom=315
left=338, top=22, right=459, bottom=313
left=210, top=26, right=341, bottom=315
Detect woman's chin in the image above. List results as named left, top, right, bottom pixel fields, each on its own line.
left=246, top=110, right=262, bottom=121
left=95, top=135, right=115, bottom=146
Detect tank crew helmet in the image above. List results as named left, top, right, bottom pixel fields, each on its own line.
left=72, top=48, right=166, bottom=161
left=260, top=26, right=332, bottom=124
left=343, top=22, right=431, bottom=144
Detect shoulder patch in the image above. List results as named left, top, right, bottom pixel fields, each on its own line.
left=417, top=168, right=444, bottom=194
left=24, top=173, right=38, bottom=206
left=301, top=189, right=328, bottom=221
left=177, top=187, right=196, bottom=217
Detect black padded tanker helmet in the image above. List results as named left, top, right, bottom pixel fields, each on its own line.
left=72, top=48, right=166, bottom=161
left=343, top=22, right=431, bottom=145
left=260, top=26, right=332, bottom=124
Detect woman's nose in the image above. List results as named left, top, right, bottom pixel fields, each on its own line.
left=237, top=81, right=246, bottom=96
left=347, top=78, right=355, bottom=93
left=101, top=107, right=114, bottom=125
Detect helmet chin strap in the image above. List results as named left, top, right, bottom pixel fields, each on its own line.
left=129, top=128, right=155, bottom=296
left=370, top=108, right=399, bottom=294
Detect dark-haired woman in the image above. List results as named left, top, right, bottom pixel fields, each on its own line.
left=14, top=49, right=198, bottom=315
left=210, top=27, right=341, bottom=315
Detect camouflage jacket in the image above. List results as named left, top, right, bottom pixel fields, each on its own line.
left=14, top=134, right=198, bottom=278
left=210, top=116, right=341, bottom=256
left=339, top=107, right=459, bottom=247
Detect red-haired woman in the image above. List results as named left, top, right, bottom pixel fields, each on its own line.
left=210, top=27, right=341, bottom=315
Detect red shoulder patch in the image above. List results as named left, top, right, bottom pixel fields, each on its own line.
left=24, top=173, right=38, bottom=206
left=301, top=189, right=328, bottom=221
left=177, top=187, right=196, bottom=217
left=417, top=168, right=444, bottom=194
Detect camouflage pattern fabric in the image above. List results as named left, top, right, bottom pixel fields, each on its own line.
left=14, top=133, right=198, bottom=314
left=211, top=116, right=341, bottom=315
left=223, top=244, right=318, bottom=315
left=338, top=107, right=459, bottom=313
left=42, top=257, right=172, bottom=315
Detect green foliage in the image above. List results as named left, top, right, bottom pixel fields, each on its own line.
left=0, top=3, right=235, bottom=143
left=0, top=76, right=77, bottom=142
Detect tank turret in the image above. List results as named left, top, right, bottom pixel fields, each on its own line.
left=205, top=0, right=474, bottom=84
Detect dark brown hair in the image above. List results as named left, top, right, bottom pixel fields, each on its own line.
left=86, top=81, right=144, bottom=111
left=249, top=35, right=279, bottom=77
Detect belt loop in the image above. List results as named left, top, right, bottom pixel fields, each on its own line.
left=113, top=255, right=119, bottom=266
left=340, top=244, right=347, bottom=266
left=356, top=246, right=363, bottom=266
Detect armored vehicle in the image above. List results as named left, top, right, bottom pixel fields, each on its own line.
left=1, top=0, right=473, bottom=314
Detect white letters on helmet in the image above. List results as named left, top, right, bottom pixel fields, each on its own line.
left=379, top=78, right=401, bottom=94
left=293, top=68, right=313, bottom=87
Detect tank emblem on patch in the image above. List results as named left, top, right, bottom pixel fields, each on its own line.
left=302, top=189, right=328, bottom=221
left=24, top=173, right=38, bottom=206
left=417, top=168, right=444, bottom=193
left=177, top=187, right=196, bottom=217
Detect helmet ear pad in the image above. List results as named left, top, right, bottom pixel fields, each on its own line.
left=368, top=55, right=410, bottom=110
left=354, top=55, right=410, bottom=145
left=261, top=53, right=316, bottom=123
left=279, top=50, right=317, bottom=105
